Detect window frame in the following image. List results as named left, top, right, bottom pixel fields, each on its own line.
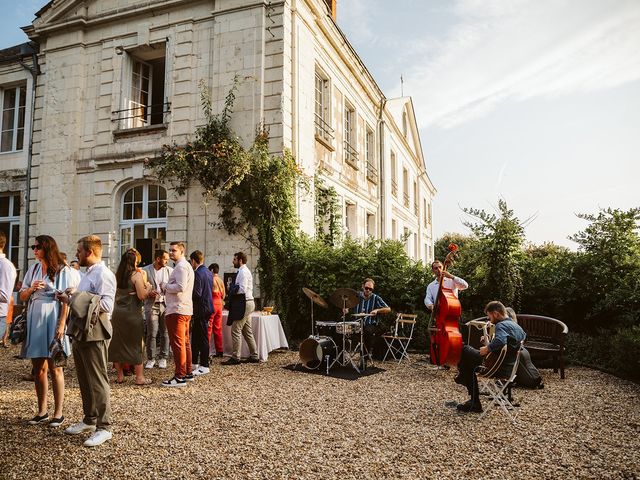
left=0, top=84, right=27, bottom=153
left=343, top=101, right=358, bottom=169
left=314, top=69, right=334, bottom=143
left=119, top=184, right=168, bottom=257
left=0, top=193, right=21, bottom=267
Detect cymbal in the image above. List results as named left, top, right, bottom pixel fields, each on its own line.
left=302, top=287, right=328, bottom=309
left=329, top=288, right=359, bottom=309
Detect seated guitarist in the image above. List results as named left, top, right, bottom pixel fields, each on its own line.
left=455, top=301, right=525, bottom=413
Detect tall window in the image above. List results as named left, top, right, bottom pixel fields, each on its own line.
left=0, top=194, right=20, bottom=267
left=402, top=168, right=409, bottom=208
left=0, top=85, right=26, bottom=152
left=345, top=202, right=357, bottom=237
left=413, top=181, right=419, bottom=215
left=365, top=126, right=377, bottom=183
left=390, top=151, right=397, bottom=197
left=119, top=184, right=167, bottom=256
left=116, top=43, right=168, bottom=130
left=314, top=70, right=333, bottom=142
left=343, top=102, right=358, bottom=168
left=402, top=111, right=408, bottom=137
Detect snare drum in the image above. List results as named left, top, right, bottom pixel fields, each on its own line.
left=299, top=336, right=338, bottom=370
left=336, top=321, right=362, bottom=335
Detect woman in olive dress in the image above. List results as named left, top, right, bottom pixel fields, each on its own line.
left=108, top=248, right=152, bottom=385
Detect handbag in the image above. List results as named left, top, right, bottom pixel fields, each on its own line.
left=49, top=338, right=67, bottom=367
left=9, top=312, right=27, bottom=345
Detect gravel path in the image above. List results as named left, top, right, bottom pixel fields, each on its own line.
left=1, top=346, right=638, bottom=479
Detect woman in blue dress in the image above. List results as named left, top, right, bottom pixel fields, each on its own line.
left=20, top=235, right=77, bottom=428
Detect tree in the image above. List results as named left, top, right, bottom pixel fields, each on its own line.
left=462, top=199, right=526, bottom=312
left=569, top=207, right=640, bottom=331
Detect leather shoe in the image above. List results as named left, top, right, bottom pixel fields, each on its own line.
left=456, top=399, right=483, bottom=413
left=245, top=357, right=260, bottom=364
left=221, top=357, right=241, bottom=365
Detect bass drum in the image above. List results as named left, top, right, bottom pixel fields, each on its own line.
left=299, top=336, right=337, bottom=370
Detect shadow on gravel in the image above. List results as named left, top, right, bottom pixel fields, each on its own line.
left=283, top=363, right=385, bottom=380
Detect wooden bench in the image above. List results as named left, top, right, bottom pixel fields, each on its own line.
left=465, top=314, right=568, bottom=379
left=514, top=314, right=568, bottom=379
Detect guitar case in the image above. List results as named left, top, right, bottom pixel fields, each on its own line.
left=516, top=347, right=543, bottom=389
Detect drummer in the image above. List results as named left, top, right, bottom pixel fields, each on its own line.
left=344, top=278, right=391, bottom=356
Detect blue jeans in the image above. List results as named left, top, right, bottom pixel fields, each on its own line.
left=0, top=316, right=6, bottom=339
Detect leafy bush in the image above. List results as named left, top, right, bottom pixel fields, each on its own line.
left=275, top=236, right=432, bottom=349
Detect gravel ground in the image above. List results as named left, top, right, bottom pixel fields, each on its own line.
left=0, top=345, right=638, bottom=480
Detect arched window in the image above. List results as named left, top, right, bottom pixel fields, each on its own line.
left=119, top=184, right=167, bottom=257
left=402, top=110, right=408, bottom=137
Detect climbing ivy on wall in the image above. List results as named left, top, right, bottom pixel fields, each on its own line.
left=147, top=79, right=306, bottom=304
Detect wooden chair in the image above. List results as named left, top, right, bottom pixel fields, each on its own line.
left=382, top=313, right=417, bottom=363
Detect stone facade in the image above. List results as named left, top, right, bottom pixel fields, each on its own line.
left=0, top=0, right=435, bottom=296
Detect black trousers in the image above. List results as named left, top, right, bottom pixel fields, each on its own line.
left=191, top=314, right=210, bottom=367
left=458, top=345, right=483, bottom=401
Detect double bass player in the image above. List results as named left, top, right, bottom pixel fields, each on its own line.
left=424, top=260, right=468, bottom=311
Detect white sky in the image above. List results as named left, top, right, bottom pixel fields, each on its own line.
left=2, top=1, right=638, bottom=248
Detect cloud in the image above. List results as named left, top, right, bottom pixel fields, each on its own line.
left=399, top=0, right=640, bottom=129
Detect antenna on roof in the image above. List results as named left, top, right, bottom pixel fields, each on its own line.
left=400, top=74, right=404, bottom=97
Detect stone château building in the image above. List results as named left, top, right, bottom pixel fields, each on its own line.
left=0, top=0, right=436, bottom=292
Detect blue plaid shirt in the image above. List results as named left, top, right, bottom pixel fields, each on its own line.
left=353, top=292, right=389, bottom=326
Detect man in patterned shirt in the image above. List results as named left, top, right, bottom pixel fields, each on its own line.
left=345, top=278, right=390, bottom=360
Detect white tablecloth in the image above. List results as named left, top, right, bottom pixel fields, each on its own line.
left=213, top=311, right=289, bottom=362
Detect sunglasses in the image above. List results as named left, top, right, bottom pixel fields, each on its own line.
left=363, top=286, right=373, bottom=291
left=30, top=244, right=43, bottom=251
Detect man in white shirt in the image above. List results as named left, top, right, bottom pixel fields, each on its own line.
left=222, top=251, right=258, bottom=365
left=142, top=250, right=172, bottom=369
left=0, top=231, right=17, bottom=341
left=59, top=235, right=116, bottom=448
left=424, top=260, right=468, bottom=310
left=162, top=241, right=194, bottom=387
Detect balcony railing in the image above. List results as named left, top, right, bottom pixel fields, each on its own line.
left=391, top=179, right=398, bottom=197
left=403, top=192, right=410, bottom=208
left=113, top=102, right=171, bottom=130
left=314, top=113, right=334, bottom=143
left=414, top=203, right=419, bottom=215
left=344, top=140, right=359, bottom=170
left=366, top=162, right=378, bottom=184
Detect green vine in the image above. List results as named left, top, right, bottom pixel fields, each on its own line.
left=147, top=79, right=306, bottom=304
left=314, top=175, right=342, bottom=246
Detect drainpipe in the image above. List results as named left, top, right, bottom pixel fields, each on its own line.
left=18, top=44, right=39, bottom=277
left=377, top=97, right=386, bottom=239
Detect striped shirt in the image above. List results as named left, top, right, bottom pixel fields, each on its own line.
left=353, top=291, right=389, bottom=326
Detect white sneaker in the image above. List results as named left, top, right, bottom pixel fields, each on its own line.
left=83, top=429, right=113, bottom=447
left=158, top=359, right=167, bottom=369
left=144, top=360, right=156, bottom=369
left=193, top=366, right=210, bottom=376
left=64, top=421, right=96, bottom=435
left=192, top=364, right=199, bottom=371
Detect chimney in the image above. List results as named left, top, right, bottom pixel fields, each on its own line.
left=323, top=0, right=337, bottom=20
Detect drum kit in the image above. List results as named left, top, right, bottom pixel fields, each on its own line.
left=299, top=287, right=371, bottom=374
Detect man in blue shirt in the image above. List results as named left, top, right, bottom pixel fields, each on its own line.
left=346, top=278, right=391, bottom=359
left=455, top=301, right=526, bottom=413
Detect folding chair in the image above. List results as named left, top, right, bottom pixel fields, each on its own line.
left=476, top=339, right=524, bottom=424
left=382, top=313, right=417, bottom=363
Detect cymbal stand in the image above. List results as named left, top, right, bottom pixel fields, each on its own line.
left=308, top=295, right=317, bottom=338
left=330, top=296, right=361, bottom=373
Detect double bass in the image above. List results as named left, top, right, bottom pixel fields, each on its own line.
left=428, top=243, right=463, bottom=366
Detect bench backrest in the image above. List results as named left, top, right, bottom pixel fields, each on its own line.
left=516, top=314, right=568, bottom=345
